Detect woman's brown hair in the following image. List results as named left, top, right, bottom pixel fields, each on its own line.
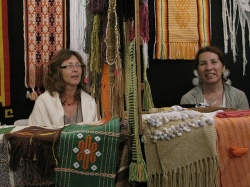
left=44, top=49, right=86, bottom=100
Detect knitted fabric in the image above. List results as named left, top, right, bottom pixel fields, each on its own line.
left=0, top=0, right=10, bottom=107
left=215, top=116, right=250, bottom=187
left=153, top=0, right=210, bottom=60
left=54, top=118, right=120, bottom=187
left=143, top=109, right=218, bottom=187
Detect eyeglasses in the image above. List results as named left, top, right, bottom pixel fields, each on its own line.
left=60, top=63, right=83, bottom=70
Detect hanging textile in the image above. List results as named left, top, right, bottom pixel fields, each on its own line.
left=70, top=0, right=90, bottom=82
left=0, top=0, right=10, bottom=107
left=23, top=0, right=66, bottom=94
left=222, top=0, right=250, bottom=75
left=125, top=40, right=148, bottom=182
left=153, top=0, right=211, bottom=60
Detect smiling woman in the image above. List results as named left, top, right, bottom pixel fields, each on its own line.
left=28, top=49, right=99, bottom=127
left=180, top=46, right=249, bottom=110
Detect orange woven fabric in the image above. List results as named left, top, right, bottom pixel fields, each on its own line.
left=154, top=0, right=210, bottom=60
left=215, top=116, right=250, bottom=187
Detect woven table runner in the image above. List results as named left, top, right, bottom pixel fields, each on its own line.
left=54, top=118, right=120, bottom=187
left=154, top=0, right=210, bottom=60
left=23, top=0, right=66, bottom=91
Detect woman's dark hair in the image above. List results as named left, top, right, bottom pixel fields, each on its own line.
left=44, top=49, right=86, bottom=100
left=195, top=45, right=225, bottom=69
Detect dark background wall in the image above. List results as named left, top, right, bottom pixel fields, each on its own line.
left=147, top=0, right=250, bottom=108
left=6, top=0, right=250, bottom=124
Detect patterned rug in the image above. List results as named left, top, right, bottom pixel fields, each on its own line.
left=54, top=118, right=120, bottom=187
left=23, top=0, right=66, bottom=92
left=153, top=0, right=210, bottom=60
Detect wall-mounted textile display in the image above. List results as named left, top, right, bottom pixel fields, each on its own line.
left=0, top=0, right=14, bottom=125
left=23, top=0, right=66, bottom=95
left=153, top=0, right=211, bottom=60
left=222, top=0, right=250, bottom=76
left=0, top=0, right=10, bottom=108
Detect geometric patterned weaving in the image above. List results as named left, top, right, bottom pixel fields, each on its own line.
left=153, top=0, right=210, bottom=60
left=23, top=0, right=66, bottom=91
left=0, top=0, right=10, bottom=107
left=54, top=118, right=120, bottom=187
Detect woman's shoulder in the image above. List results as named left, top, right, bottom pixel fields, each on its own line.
left=36, top=91, right=59, bottom=102
left=80, top=90, right=95, bottom=100
left=224, top=83, right=246, bottom=95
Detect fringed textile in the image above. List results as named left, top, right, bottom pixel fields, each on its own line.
left=215, top=116, right=250, bottom=186
left=140, top=0, right=150, bottom=43
left=143, top=110, right=218, bottom=186
left=105, top=0, right=121, bottom=66
left=4, top=126, right=62, bottom=186
left=69, top=0, right=90, bottom=81
left=0, top=126, right=23, bottom=187
left=89, top=0, right=109, bottom=15
left=101, top=63, right=111, bottom=121
left=0, top=0, right=10, bottom=107
left=125, top=40, right=148, bottom=182
left=90, top=14, right=102, bottom=73
left=54, top=118, right=120, bottom=187
left=24, top=0, right=66, bottom=92
left=222, top=0, right=250, bottom=75
left=153, top=0, right=211, bottom=60
left=115, top=119, right=131, bottom=186
left=142, top=42, right=154, bottom=111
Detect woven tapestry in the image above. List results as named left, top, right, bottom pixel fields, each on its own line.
left=153, top=0, right=210, bottom=60
left=54, top=118, right=120, bottom=187
left=23, top=0, right=66, bottom=92
left=0, top=0, right=10, bottom=107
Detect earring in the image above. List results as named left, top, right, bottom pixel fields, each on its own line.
left=222, top=69, right=232, bottom=85
left=192, top=69, right=201, bottom=86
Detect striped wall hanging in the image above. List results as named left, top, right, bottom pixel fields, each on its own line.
left=153, top=0, right=210, bottom=60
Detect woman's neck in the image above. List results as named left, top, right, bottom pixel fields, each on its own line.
left=61, top=88, right=77, bottom=106
left=202, top=81, right=223, bottom=95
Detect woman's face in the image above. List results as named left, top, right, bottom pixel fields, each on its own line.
left=60, top=55, right=83, bottom=88
left=197, top=51, right=225, bottom=85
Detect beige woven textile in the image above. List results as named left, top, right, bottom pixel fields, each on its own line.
left=143, top=112, right=218, bottom=187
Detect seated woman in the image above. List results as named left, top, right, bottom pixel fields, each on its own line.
left=28, top=49, right=98, bottom=127
left=180, top=45, right=249, bottom=110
